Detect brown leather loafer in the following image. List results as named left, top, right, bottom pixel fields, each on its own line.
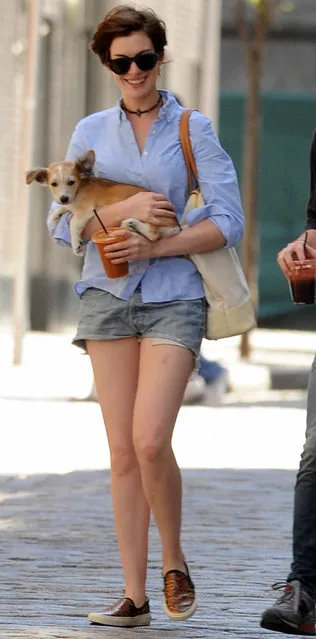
left=163, top=562, right=197, bottom=621
left=88, top=596, right=151, bottom=627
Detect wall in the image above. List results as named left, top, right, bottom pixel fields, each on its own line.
left=1, top=0, right=315, bottom=332
left=220, top=92, right=316, bottom=322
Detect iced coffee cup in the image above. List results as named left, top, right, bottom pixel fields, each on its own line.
left=289, top=259, right=316, bottom=304
left=92, top=227, right=128, bottom=279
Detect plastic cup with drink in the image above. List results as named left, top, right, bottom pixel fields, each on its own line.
left=289, top=259, right=316, bottom=304
left=91, top=210, right=128, bottom=279
left=288, top=231, right=316, bottom=304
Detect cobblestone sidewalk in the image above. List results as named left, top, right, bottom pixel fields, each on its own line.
left=0, top=468, right=295, bottom=638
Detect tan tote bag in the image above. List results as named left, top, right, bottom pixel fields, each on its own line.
left=179, top=109, right=256, bottom=340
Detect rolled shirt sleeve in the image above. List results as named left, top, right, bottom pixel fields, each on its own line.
left=185, top=112, right=244, bottom=248
left=47, top=119, right=89, bottom=248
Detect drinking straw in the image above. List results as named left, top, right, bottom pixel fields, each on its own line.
left=303, top=230, right=308, bottom=252
left=93, top=208, right=108, bottom=234
left=175, top=217, right=182, bottom=231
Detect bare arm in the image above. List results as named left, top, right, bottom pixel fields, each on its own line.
left=152, top=219, right=226, bottom=258
left=82, top=191, right=176, bottom=241
left=81, top=200, right=131, bottom=240
left=104, top=219, right=226, bottom=264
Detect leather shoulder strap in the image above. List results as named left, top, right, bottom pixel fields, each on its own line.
left=179, top=109, right=199, bottom=193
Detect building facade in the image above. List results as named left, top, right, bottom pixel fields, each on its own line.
left=0, top=0, right=315, bottom=334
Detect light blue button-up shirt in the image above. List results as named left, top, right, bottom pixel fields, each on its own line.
left=47, top=90, right=244, bottom=302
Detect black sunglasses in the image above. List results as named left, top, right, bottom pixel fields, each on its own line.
left=108, top=51, right=159, bottom=76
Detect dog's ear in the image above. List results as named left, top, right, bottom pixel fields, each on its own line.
left=76, top=149, right=95, bottom=174
left=25, top=168, right=49, bottom=185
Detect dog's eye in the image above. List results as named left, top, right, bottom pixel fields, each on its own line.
left=67, top=179, right=75, bottom=185
left=50, top=181, right=58, bottom=187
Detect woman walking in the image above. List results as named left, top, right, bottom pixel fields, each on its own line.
left=48, top=4, right=244, bottom=627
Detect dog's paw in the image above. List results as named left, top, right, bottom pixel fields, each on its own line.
left=50, top=211, right=62, bottom=222
left=121, top=218, right=158, bottom=241
left=73, top=241, right=85, bottom=257
left=121, top=218, right=139, bottom=233
left=159, top=226, right=181, bottom=238
left=51, top=207, right=67, bottom=221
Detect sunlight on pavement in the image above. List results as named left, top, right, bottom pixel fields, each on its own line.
left=0, top=398, right=306, bottom=475
left=0, top=331, right=309, bottom=476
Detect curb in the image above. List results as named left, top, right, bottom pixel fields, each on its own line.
left=270, top=365, right=310, bottom=391
left=225, top=360, right=310, bottom=393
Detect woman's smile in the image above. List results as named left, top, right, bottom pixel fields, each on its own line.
left=125, top=77, right=147, bottom=87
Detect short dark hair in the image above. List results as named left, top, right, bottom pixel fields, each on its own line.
left=90, top=4, right=168, bottom=66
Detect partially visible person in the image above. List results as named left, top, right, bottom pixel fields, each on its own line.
left=88, top=353, right=228, bottom=405
left=182, top=356, right=228, bottom=405
left=260, top=129, right=316, bottom=636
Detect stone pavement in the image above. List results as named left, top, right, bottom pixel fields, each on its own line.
left=0, top=466, right=296, bottom=638
left=0, top=385, right=308, bottom=638
left=0, top=328, right=313, bottom=637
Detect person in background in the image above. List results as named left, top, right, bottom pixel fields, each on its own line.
left=260, top=129, right=316, bottom=636
left=182, top=356, right=228, bottom=405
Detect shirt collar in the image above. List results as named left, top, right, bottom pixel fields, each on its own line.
left=115, top=90, right=179, bottom=124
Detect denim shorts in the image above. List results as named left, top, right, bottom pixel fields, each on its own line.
left=72, top=286, right=206, bottom=358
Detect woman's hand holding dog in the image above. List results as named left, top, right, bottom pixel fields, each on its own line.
left=83, top=191, right=176, bottom=242
left=123, top=191, right=176, bottom=226
left=104, top=229, right=155, bottom=263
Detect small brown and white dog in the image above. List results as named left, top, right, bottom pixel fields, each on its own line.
left=26, top=149, right=180, bottom=256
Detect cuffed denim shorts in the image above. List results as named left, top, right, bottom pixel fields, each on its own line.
left=72, top=286, right=206, bottom=358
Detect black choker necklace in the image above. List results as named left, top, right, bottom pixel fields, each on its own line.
left=121, top=94, right=163, bottom=117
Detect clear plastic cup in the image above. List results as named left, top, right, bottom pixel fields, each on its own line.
left=289, top=259, right=316, bottom=304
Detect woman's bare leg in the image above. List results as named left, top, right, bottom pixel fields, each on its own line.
left=132, top=339, right=194, bottom=575
left=87, top=338, right=150, bottom=606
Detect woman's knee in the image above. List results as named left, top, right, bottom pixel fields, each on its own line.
left=110, top=444, right=138, bottom=477
left=133, top=430, right=170, bottom=466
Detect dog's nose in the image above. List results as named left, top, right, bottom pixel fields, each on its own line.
left=60, top=195, right=69, bottom=204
